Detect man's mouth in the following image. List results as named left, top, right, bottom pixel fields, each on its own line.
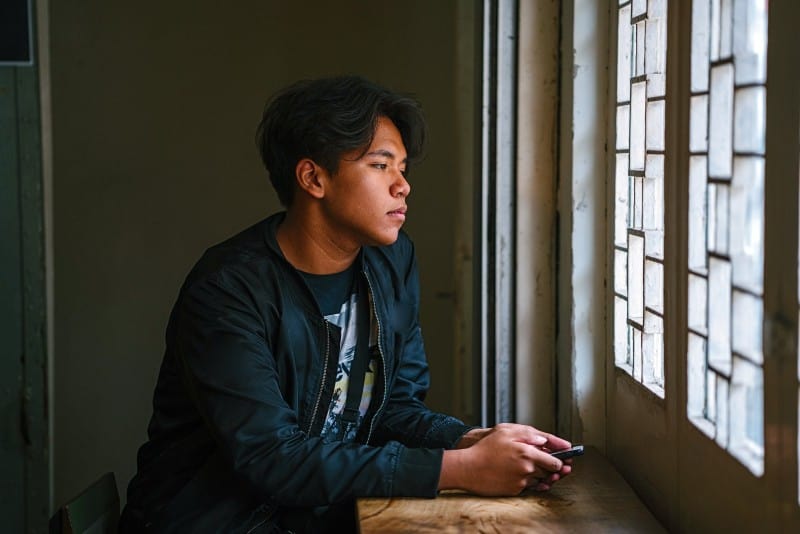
left=388, top=207, right=407, bottom=219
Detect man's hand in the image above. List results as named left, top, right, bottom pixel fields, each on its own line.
left=441, top=423, right=573, bottom=495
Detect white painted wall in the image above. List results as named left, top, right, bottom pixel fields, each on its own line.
left=515, top=0, right=560, bottom=432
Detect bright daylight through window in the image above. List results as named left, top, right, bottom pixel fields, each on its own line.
left=613, top=0, right=667, bottom=397
left=686, top=0, right=767, bottom=476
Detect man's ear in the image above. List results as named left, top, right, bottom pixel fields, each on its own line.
left=294, top=158, right=326, bottom=200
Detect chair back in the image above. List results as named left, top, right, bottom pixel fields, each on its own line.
left=50, top=472, right=120, bottom=534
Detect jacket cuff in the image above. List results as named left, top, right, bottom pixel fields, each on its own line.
left=391, top=446, right=443, bottom=498
left=425, top=416, right=477, bottom=449
left=449, top=425, right=483, bottom=449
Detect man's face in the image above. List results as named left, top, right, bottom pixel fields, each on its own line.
left=319, top=116, right=411, bottom=248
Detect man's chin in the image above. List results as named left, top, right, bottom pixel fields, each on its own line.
left=366, top=231, right=401, bottom=247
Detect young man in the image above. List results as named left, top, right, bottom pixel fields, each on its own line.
left=120, top=76, right=572, bottom=533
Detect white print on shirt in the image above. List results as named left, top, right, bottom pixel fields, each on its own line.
left=320, top=293, right=377, bottom=442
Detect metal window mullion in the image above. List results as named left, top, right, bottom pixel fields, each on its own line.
left=479, top=0, right=517, bottom=427
left=494, top=0, right=517, bottom=425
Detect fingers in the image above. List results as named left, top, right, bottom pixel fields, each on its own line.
left=524, top=463, right=572, bottom=493
left=475, top=424, right=576, bottom=496
left=495, top=423, right=571, bottom=452
left=495, top=423, right=548, bottom=447
left=532, top=447, right=563, bottom=473
left=534, top=431, right=571, bottom=452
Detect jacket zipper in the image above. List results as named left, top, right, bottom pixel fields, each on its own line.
left=364, top=272, right=388, bottom=444
left=306, top=321, right=332, bottom=434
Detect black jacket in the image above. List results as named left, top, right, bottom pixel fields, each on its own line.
left=121, top=213, right=472, bottom=532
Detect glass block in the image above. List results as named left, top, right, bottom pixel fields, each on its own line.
left=733, top=86, right=766, bottom=154
left=633, top=176, right=644, bottom=229
left=645, top=18, right=664, bottom=76
left=630, top=81, right=647, bottom=171
left=646, top=99, right=665, bottom=151
left=688, top=332, right=707, bottom=419
left=645, top=230, right=664, bottom=260
left=617, top=104, right=631, bottom=150
left=688, top=156, right=708, bottom=272
left=719, top=0, right=734, bottom=58
left=635, top=20, right=646, bottom=77
left=644, top=258, right=663, bottom=313
left=731, top=289, right=763, bottom=363
left=691, top=0, right=711, bottom=92
left=643, top=308, right=663, bottom=334
left=714, top=183, right=730, bottom=256
left=709, top=63, right=734, bottom=178
left=708, top=256, right=732, bottom=376
left=690, top=94, right=709, bottom=153
left=710, top=0, right=722, bottom=61
left=628, top=233, right=645, bottom=324
left=646, top=154, right=664, bottom=180
left=648, top=73, right=666, bottom=100
left=715, top=374, right=730, bottom=447
left=633, top=327, right=643, bottom=382
left=627, top=325, right=635, bottom=368
left=615, top=248, right=628, bottom=296
left=628, top=177, right=635, bottom=232
left=615, top=154, right=630, bottom=247
left=733, top=0, right=768, bottom=85
left=730, top=156, right=765, bottom=293
left=707, top=368, right=717, bottom=422
left=730, top=357, right=764, bottom=475
left=642, top=175, right=663, bottom=231
left=645, top=0, right=668, bottom=98
left=643, top=311, right=664, bottom=391
left=632, top=0, right=647, bottom=18
left=707, top=184, right=717, bottom=253
left=737, top=358, right=763, bottom=447
left=615, top=296, right=629, bottom=368
left=648, top=0, right=666, bottom=18
left=688, top=272, right=708, bottom=334
left=617, top=4, right=632, bottom=103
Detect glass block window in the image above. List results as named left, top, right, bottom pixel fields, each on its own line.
left=613, top=0, right=667, bottom=396
left=687, top=0, right=767, bottom=476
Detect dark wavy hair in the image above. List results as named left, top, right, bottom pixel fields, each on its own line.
left=255, top=76, right=426, bottom=207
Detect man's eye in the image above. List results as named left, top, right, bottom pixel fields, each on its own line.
left=372, top=163, right=388, bottom=170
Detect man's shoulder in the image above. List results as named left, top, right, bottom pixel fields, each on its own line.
left=185, top=213, right=284, bottom=288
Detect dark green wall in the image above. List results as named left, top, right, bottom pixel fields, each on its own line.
left=0, top=54, right=49, bottom=534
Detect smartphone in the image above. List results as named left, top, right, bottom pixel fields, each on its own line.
left=550, top=444, right=584, bottom=460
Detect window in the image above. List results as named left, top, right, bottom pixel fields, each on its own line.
left=685, top=0, right=767, bottom=476
left=613, top=0, right=667, bottom=396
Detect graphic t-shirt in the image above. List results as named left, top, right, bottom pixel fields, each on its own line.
left=319, top=294, right=378, bottom=442
left=300, top=266, right=377, bottom=442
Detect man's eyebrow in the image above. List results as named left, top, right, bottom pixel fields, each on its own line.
left=365, top=149, right=407, bottom=163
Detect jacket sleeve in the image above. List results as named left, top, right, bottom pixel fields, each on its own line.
left=370, top=243, right=476, bottom=450
left=173, top=271, right=443, bottom=507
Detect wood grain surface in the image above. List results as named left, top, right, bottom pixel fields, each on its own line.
left=357, top=447, right=666, bottom=533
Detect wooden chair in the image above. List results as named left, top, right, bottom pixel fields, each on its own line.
left=50, top=472, right=120, bottom=534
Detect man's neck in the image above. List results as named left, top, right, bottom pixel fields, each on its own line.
left=276, top=209, right=360, bottom=274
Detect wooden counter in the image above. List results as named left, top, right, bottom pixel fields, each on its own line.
left=357, top=447, right=666, bottom=533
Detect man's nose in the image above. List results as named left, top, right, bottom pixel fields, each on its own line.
left=393, top=173, right=411, bottom=198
